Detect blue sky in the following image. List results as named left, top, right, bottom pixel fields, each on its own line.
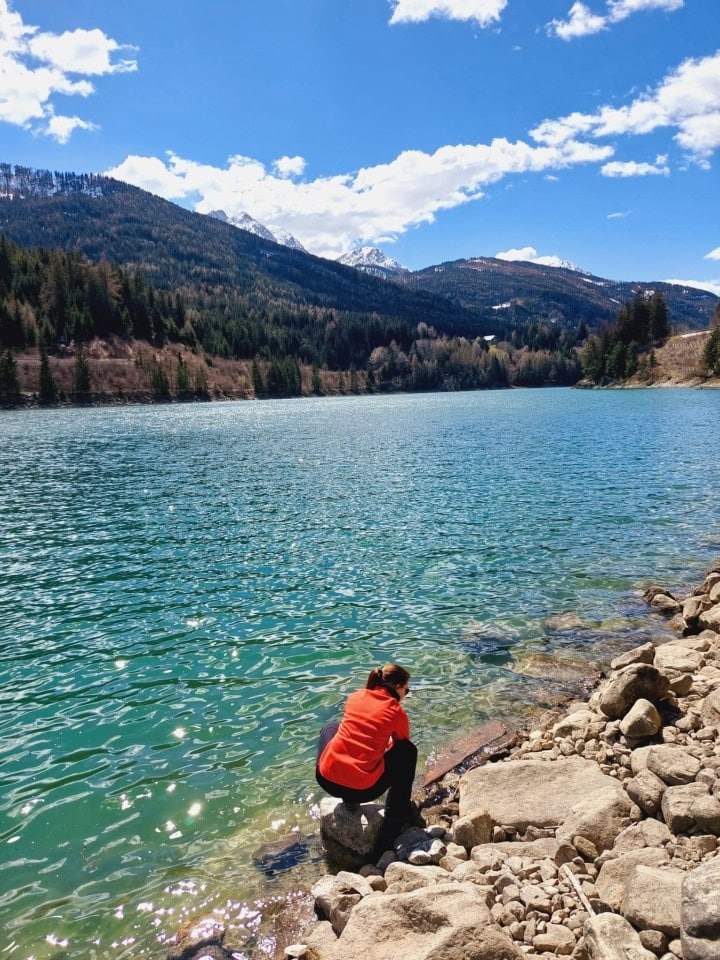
left=1, top=0, right=719, bottom=292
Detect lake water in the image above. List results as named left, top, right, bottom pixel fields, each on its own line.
left=1, top=388, right=719, bottom=958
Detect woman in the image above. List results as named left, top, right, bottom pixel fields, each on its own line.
left=315, top=663, right=420, bottom=856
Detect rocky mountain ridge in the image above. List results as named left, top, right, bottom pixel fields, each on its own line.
left=336, top=246, right=409, bottom=279
left=207, top=209, right=307, bottom=252
left=0, top=163, right=716, bottom=335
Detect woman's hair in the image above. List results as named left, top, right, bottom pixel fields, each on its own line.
left=366, top=662, right=410, bottom=691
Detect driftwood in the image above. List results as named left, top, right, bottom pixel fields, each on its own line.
left=560, top=863, right=597, bottom=917
left=421, top=719, right=516, bottom=787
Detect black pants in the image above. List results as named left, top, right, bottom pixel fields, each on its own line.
left=315, top=720, right=417, bottom=822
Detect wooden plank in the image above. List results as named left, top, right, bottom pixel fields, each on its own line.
left=421, top=719, right=514, bottom=787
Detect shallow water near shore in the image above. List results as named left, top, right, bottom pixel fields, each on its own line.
left=1, top=387, right=720, bottom=958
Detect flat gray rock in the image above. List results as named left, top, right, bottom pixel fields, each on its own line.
left=646, top=745, right=702, bottom=785
left=460, top=757, right=629, bottom=843
left=662, top=783, right=710, bottom=834
left=320, top=882, right=521, bottom=960
left=584, top=913, right=656, bottom=960
left=596, top=848, right=668, bottom=911
left=622, top=864, right=684, bottom=937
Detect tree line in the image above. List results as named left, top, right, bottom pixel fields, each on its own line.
left=580, top=291, right=670, bottom=383
left=0, top=232, right=586, bottom=405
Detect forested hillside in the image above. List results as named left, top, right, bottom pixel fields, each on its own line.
left=4, top=163, right=714, bottom=406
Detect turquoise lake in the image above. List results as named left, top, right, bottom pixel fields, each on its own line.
left=1, top=388, right=720, bottom=958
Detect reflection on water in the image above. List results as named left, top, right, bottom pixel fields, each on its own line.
left=1, top=388, right=719, bottom=958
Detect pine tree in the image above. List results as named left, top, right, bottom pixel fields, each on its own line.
left=39, top=348, right=57, bottom=404
left=176, top=355, right=190, bottom=395
left=252, top=359, right=264, bottom=398
left=73, top=345, right=91, bottom=402
left=648, top=292, right=670, bottom=342
left=704, top=328, right=720, bottom=376
left=311, top=363, right=323, bottom=395
left=0, top=349, right=20, bottom=404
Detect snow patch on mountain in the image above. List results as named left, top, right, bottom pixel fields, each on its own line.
left=0, top=164, right=104, bottom=199
left=207, top=209, right=306, bottom=252
left=336, top=246, right=408, bottom=279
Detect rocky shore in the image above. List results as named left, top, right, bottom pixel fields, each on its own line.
left=168, top=563, right=720, bottom=960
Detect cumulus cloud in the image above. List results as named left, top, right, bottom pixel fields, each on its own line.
left=107, top=137, right=613, bottom=260
left=704, top=247, right=720, bottom=261
left=495, top=246, right=577, bottom=268
left=0, top=0, right=136, bottom=141
left=549, top=0, right=683, bottom=40
left=272, top=155, right=306, bottom=178
left=531, top=50, right=720, bottom=165
left=664, top=278, right=720, bottom=296
left=549, top=3, right=607, bottom=40
left=601, top=154, right=669, bottom=177
left=389, top=0, right=507, bottom=27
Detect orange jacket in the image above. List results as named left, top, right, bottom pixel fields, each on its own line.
left=318, top=687, right=410, bottom=790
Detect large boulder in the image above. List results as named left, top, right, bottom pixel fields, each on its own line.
left=701, top=688, right=720, bottom=729
left=322, top=882, right=521, bottom=960
left=556, top=790, right=634, bottom=853
left=681, top=858, right=720, bottom=960
left=625, top=768, right=667, bottom=815
left=646, top=745, right=702, bottom=785
left=583, top=913, right=656, bottom=960
left=598, top=664, right=670, bottom=719
left=699, top=603, right=720, bottom=631
left=619, top=698, right=662, bottom=738
left=654, top=643, right=705, bottom=674
left=610, top=643, right=655, bottom=671
left=595, top=848, right=668, bottom=912
left=621, top=865, right=685, bottom=937
left=460, top=757, right=629, bottom=844
left=552, top=709, right=606, bottom=740
left=661, top=783, right=710, bottom=834
left=319, top=799, right=384, bottom=869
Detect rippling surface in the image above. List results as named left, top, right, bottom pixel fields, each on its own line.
left=1, top=389, right=719, bottom=957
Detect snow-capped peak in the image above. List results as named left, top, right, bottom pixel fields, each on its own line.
left=336, top=246, right=408, bottom=279
left=207, top=209, right=305, bottom=252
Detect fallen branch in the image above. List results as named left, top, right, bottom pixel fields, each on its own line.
left=560, top=863, right=596, bottom=917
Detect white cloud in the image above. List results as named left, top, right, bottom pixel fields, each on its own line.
left=607, top=210, right=631, bottom=218
left=272, top=155, right=306, bottom=178
left=531, top=51, right=720, bottom=165
left=389, top=0, right=507, bottom=27
left=28, top=28, right=137, bottom=76
left=0, top=0, right=136, bottom=141
left=664, top=278, right=720, bottom=296
left=45, top=113, right=98, bottom=144
left=704, top=247, right=720, bottom=261
left=495, top=246, right=577, bottom=269
left=549, top=3, right=606, bottom=40
left=607, top=0, right=683, bottom=22
left=601, top=154, right=669, bottom=177
left=496, top=246, right=539, bottom=261
left=549, top=0, right=683, bottom=40
left=107, top=137, right=613, bottom=260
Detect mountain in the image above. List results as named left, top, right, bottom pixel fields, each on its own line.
left=337, top=246, right=409, bottom=280
left=395, top=256, right=716, bottom=333
left=207, top=209, right=307, bottom=252
left=0, top=164, right=715, bottom=344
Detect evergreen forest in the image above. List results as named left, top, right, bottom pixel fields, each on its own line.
left=0, top=232, right=585, bottom=405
